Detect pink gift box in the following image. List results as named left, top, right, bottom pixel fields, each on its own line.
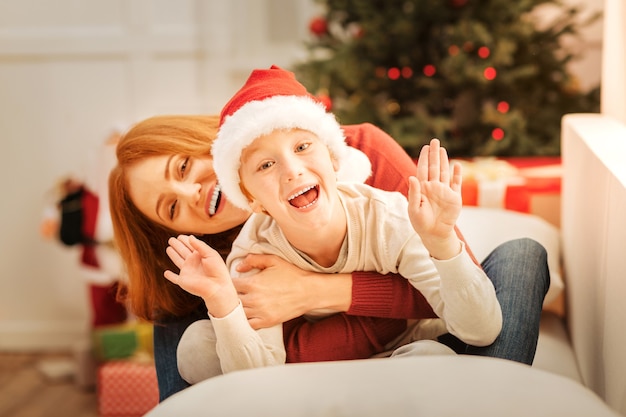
left=97, top=360, right=159, bottom=416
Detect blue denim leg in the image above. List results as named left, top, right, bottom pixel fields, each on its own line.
left=439, top=238, right=550, bottom=364
left=153, top=308, right=207, bottom=401
left=467, top=238, right=550, bottom=364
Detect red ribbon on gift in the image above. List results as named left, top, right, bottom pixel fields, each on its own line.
left=460, top=157, right=561, bottom=214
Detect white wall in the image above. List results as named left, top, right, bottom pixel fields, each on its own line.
left=601, top=0, right=626, bottom=122
left=0, top=0, right=316, bottom=351
left=0, top=0, right=604, bottom=351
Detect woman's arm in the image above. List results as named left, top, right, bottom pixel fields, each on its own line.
left=283, top=315, right=407, bottom=362
left=234, top=255, right=437, bottom=329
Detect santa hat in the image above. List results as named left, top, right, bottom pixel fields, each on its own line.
left=212, top=65, right=371, bottom=211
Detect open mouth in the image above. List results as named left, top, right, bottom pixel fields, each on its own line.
left=208, top=183, right=222, bottom=217
left=288, top=185, right=319, bottom=209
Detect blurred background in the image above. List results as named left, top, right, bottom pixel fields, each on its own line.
left=0, top=0, right=603, bottom=354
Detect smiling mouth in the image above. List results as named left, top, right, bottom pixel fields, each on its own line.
left=288, top=185, right=319, bottom=209
left=208, top=184, right=222, bottom=216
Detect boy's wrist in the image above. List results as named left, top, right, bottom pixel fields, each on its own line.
left=204, top=287, right=240, bottom=318
left=423, top=235, right=463, bottom=261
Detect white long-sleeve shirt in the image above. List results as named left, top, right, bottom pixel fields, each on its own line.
left=211, top=182, right=502, bottom=373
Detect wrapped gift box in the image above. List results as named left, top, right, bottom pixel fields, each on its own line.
left=456, top=157, right=562, bottom=227
left=98, top=360, right=159, bottom=416
left=456, top=156, right=564, bottom=315
left=93, top=321, right=154, bottom=361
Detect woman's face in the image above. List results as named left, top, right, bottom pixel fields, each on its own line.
left=127, top=154, right=251, bottom=235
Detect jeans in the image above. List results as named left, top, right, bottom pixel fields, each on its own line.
left=153, top=308, right=207, bottom=401
left=439, top=238, right=550, bottom=364
left=153, top=237, right=550, bottom=401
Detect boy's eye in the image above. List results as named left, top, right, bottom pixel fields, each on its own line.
left=169, top=200, right=178, bottom=220
left=296, top=143, right=310, bottom=152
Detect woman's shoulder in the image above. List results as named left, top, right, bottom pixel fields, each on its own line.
left=342, top=123, right=386, bottom=149
left=341, top=123, right=416, bottom=196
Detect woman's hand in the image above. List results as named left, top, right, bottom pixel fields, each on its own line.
left=233, top=254, right=352, bottom=329
left=408, top=138, right=463, bottom=260
left=164, top=235, right=239, bottom=318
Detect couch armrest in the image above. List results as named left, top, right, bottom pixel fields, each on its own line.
left=561, top=113, right=626, bottom=414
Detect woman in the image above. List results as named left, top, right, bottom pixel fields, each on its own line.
left=109, top=114, right=549, bottom=401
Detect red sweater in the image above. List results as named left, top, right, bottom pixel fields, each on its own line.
left=284, top=123, right=456, bottom=362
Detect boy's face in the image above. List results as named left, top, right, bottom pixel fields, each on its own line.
left=239, top=128, right=341, bottom=230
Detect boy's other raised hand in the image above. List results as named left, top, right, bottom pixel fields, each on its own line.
left=164, top=235, right=239, bottom=317
left=408, top=138, right=463, bottom=260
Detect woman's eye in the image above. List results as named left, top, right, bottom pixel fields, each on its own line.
left=259, top=161, right=274, bottom=171
left=180, top=158, right=189, bottom=176
left=169, top=200, right=178, bottom=220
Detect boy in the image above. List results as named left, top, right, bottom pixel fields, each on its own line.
left=164, top=66, right=502, bottom=383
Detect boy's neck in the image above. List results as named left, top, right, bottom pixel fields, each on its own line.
left=281, top=198, right=347, bottom=268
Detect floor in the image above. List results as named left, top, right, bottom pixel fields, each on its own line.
left=0, top=352, right=102, bottom=417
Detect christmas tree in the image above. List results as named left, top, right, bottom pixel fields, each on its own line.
left=293, top=0, right=601, bottom=157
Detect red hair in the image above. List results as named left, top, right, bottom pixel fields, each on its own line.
left=109, top=115, right=226, bottom=322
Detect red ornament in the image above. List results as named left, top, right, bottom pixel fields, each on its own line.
left=309, top=16, right=328, bottom=36
left=497, top=101, right=510, bottom=113
left=451, top=0, right=468, bottom=7
left=478, top=46, right=490, bottom=59
left=401, top=67, right=413, bottom=79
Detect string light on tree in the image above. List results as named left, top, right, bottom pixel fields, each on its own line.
left=388, top=67, right=401, bottom=80
left=492, top=128, right=505, bottom=141
left=484, top=67, right=497, bottom=80
left=423, top=65, right=436, bottom=77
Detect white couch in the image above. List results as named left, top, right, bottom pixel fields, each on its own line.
left=550, top=113, right=626, bottom=413
left=458, top=113, right=626, bottom=415
left=145, top=113, right=625, bottom=416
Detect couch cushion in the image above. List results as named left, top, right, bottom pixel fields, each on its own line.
left=534, top=311, right=582, bottom=382
left=146, top=355, right=617, bottom=417
left=457, top=206, right=563, bottom=307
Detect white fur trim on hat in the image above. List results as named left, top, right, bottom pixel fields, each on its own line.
left=213, top=95, right=351, bottom=210
left=337, top=147, right=372, bottom=184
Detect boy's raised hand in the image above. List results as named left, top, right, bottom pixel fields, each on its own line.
left=164, top=235, right=239, bottom=318
left=408, top=138, right=463, bottom=260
